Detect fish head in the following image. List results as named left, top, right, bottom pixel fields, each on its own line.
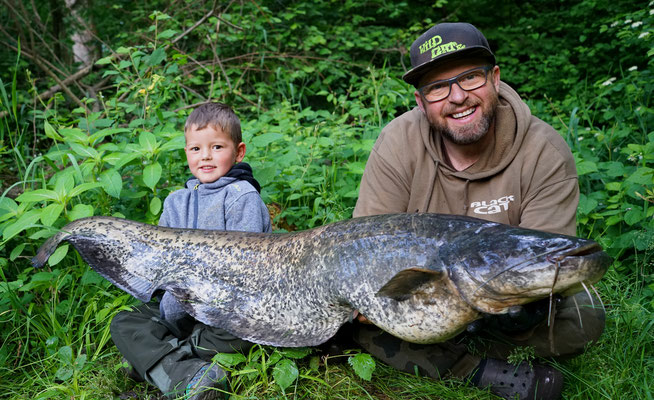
left=443, top=225, right=612, bottom=314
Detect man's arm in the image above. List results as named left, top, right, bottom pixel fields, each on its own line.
left=519, top=176, right=579, bottom=236
left=353, top=147, right=412, bottom=217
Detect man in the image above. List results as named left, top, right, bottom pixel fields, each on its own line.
left=352, top=22, right=604, bottom=400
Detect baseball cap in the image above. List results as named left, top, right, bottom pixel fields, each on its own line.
left=402, top=22, right=496, bottom=87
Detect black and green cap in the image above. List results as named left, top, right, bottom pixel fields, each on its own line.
left=403, top=22, right=495, bottom=87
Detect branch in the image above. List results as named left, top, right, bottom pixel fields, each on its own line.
left=35, top=64, right=93, bottom=102
left=29, top=56, right=89, bottom=113
left=171, top=6, right=216, bottom=45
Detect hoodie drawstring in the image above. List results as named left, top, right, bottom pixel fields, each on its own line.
left=421, top=159, right=440, bottom=212
left=462, top=179, right=470, bottom=214
left=192, top=184, right=199, bottom=229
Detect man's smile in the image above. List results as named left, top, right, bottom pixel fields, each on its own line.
left=451, top=107, right=476, bottom=119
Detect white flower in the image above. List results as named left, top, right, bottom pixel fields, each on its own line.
left=611, top=21, right=619, bottom=27
left=625, top=19, right=632, bottom=24
left=639, top=31, right=650, bottom=39
left=601, top=77, right=617, bottom=86
left=631, top=21, right=643, bottom=28
left=650, top=9, right=654, bottom=15
left=628, top=66, right=638, bottom=71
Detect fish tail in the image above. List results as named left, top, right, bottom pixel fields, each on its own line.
left=31, top=229, right=71, bottom=268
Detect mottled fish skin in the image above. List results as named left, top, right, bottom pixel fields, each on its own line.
left=31, top=213, right=611, bottom=347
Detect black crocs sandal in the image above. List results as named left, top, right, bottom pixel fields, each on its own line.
left=473, top=358, right=563, bottom=400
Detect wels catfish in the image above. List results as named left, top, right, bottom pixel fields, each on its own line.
left=31, top=213, right=611, bottom=347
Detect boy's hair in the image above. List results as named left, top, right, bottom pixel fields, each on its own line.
left=184, top=102, right=242, bottom=145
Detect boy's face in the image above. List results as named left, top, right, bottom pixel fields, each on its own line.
left=184, top=124, right=246, bottom=184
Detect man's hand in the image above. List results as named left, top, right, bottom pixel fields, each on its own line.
left=467, top=297, right=556, bottom=334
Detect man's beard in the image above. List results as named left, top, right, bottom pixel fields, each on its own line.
left=428, top=95, right=499, bottom=145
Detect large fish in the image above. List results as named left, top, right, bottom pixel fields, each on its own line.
left=32, top=213, right=610, bottom=347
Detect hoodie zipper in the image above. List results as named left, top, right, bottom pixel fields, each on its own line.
left=192, top=183, right=199, bottom=229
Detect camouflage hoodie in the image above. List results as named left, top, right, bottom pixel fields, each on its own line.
left=353, top=82, right=578, bottom=236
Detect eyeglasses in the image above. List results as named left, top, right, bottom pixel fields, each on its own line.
left=418, top=66, right=493, bottom=103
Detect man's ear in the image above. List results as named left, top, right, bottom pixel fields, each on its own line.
left=414, top=90, right=426, bottom=113
left=235, top=142, right=246, bottom=162
left=491, top=65, right=501, bottom=92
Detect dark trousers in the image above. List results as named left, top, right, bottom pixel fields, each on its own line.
left=349, top=292, right=605, bottom=379
left=110, top=302, right=253, bottom=398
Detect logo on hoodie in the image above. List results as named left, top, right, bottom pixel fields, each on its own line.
left=471, top=195, right=514, bottom=215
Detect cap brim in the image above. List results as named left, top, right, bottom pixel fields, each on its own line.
left=402, top=47, right=496, bottom=87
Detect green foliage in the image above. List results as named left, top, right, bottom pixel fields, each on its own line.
left=0, top=0, right=652, bottom=399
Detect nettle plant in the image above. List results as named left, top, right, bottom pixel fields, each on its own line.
left=214, top=344, right=376, bottom=395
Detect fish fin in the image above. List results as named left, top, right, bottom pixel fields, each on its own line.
left=376, top=268, right=445, bottom=301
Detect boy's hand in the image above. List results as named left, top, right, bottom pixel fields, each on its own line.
left=354, top=310, right=373, bottom=324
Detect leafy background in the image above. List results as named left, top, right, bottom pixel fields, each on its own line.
left=0, top=0, right=652, bottom=399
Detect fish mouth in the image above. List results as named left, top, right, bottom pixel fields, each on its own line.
left=462, top=241, right=612, bottom=313
left=556, top=242, right=604, bottom=259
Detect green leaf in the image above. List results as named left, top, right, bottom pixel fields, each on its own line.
left=278, top=347, right=312, bottom=359
left=15, top=189, right=58, bottom=203
left=48, top=244, right=69, bottom=266
left=143, top=162, right=162, bottom=190
left=60, top=128, right=89, bottom=144
left=68, top=182, right=102, bottom=198
left=0, top=197, right=18, bottom=213
left=251, top=132, right=284, bottom=147
left=55, top=365, right=74, bottom=381
left=625, top=167, right=653, bottom=186
left=58, top=346, right=73, bottom=364
left=213, top=352, right=246, bottom=367
left=100, top=169, right=123, bottom=198
left=578, top=194, right=599, bottom=216
left=348, top=353, right=375, bottom=381
left=3, top=210, right=41, bottom=241
left=10, top=243, right=25, bottom=261
left=139, top=131, right=159, bottom=155
left=118, top=60, right=132, bottom=69
left=147, top=48, right=167, bottom=66
left=95, top=56, right=113, bottom=65
left=159, top=134, right=186, bottom=151
left=105, top=152, right=140, bottom=169
left=89, top=127, right=130, bottom=144
left=44, top=121, right=63, bottom=141
left=150, top=196, right=162, bottom=215
left=0, top=279, right=23, bottom=293
left=624, top=208, right=645, bottom=226
left=68, top=204, right=94, bottom=221
left=74, top=354, right=87, bottom=370
left=576, top=160, right=598, bottom=176
left=55, top=173, right=75, bottom=196
left=272, top=359, right=298, bottom=391
left=40, top=203, right=65, bottom=226
left=158, top=29, right=177, bottom=39
left=69, top=142, right=99, bottom=159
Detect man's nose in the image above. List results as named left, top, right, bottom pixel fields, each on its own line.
left=201, top=148, right=212, bottom=159
left=448, top=81, right=469, bottom=104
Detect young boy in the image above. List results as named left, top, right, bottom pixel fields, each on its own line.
left=110, top=103, right=271, bottom=400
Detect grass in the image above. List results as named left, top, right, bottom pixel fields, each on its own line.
left=1, top=261, right=652, bottom=399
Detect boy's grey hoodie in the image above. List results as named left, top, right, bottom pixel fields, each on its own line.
left=158, top=172, right=271, bottom=323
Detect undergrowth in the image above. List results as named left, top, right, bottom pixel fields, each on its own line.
left=1, top=0, right=652, bottom=399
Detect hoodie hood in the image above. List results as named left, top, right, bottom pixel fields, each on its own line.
left=185, top=162, right=261, bottom=192
left=420, top=81, right=532, bottom=181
